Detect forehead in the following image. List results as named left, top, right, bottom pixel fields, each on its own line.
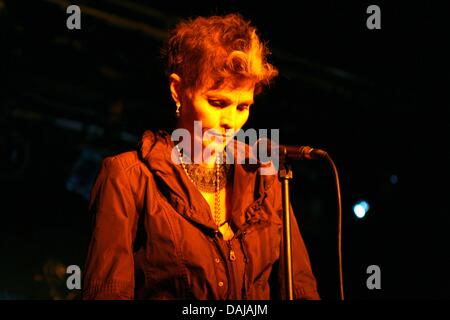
left=201, top=83, right=255, bottom=102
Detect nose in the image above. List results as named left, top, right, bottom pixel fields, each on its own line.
left=219, top=106, right=236, bottom=130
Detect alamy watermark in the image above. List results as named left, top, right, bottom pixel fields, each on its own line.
left=66, top=265, right=81, bottom=290
left=366, top=5, right=381, bottom=30
left=66, top=5, right=81, bottom=30
left=366, top=265, right=381, bottom=290
left=65, top=5, right=381, bottom=31
left=171, top=121, right=280, bottom=175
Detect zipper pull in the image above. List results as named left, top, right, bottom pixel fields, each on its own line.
left=229, top=249, right=236, bottom=261
left=227, top=241, right=236, bottom=261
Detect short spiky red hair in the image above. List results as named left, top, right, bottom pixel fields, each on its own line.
left=162, top=13, right=278, bottom=95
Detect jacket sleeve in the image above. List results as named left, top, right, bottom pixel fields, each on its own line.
left=82, top=156, right=137, bottom=299
left=271, top=178, right=320, bottom=300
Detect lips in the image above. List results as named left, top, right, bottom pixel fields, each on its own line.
left=207, top=130, right=235, bottom=138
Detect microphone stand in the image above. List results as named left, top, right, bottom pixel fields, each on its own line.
left=279, top=159, right=294, bottom=300
left=275, top=144, right=344, bottom=300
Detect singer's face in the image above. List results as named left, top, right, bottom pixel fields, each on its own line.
left=178, top=80, right=255, bottom=154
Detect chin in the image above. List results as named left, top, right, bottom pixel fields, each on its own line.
left=202, top=140, right=231, bottom=161
left=203, top=140, right=227, bottom=152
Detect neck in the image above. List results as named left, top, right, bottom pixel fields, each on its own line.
left=175, top=123, right=228, bottom=168
left=199, top=154, right=219, bottom=168
left=176, top=144, right=223, bottom=169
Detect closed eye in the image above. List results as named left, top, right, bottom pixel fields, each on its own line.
left=208, top=99, right=227, bottom=108
left=237, top=104, right=251, bottom=111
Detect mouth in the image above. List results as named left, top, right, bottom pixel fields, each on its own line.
left=208, top=130, right=236, bottom=138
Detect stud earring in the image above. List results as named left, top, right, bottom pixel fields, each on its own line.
left=175, top=103, right=181, bottom=118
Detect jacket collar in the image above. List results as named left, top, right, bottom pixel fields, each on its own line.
left=137, top=130, right=276, bottom=233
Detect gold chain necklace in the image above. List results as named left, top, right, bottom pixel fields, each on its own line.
left=176, top=145, right=231, bottom=226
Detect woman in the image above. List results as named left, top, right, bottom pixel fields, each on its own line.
left=82, top=13, right=319, bottom=300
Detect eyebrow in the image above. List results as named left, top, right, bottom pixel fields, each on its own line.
left=205, top=94, right=254, bottom=105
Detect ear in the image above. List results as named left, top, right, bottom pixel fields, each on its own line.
left=169, top=73, right=182, bottom=106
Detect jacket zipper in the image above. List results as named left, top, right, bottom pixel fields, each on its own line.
left=232, top=229, right=249, bottom=299
left=213, top=229, right=245, bottom=299
left=226, top=240, right=236, bottom=261
left=226, top=239, right=238, bottom=299
left=239, top=233, right=249, bottom=299
left=212, top=234, right=232, bottom=299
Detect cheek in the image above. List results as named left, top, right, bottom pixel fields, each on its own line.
left=236, top=111, right=250, bottom=129
left=197, top=109, right=220, bottom=127
left=191, top=101, right=218, bottom=125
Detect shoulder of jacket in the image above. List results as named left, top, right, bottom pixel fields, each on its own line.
left=102, top=151, right=141, bottom=176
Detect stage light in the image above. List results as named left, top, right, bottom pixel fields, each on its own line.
left=353, top=200, right=370, bottom=218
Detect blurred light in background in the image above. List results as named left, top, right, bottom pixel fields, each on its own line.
left=353, top=200, right=370, bottom=219
left=390, top=174, right=398, bottom=185
left=65, top=147, right=104, bottom=200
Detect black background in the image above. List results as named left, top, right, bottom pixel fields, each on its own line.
left=1, top=0, right=449, bottom=300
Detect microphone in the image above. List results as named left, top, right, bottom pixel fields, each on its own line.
left=253, top=138, right=328, bottom=162
left=279, top=145, right=328, bottom=160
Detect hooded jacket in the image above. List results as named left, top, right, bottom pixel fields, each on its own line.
left=82, top=130, right=319, bottom=300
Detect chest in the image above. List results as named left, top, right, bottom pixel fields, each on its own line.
left=199, top=184, right=234, bottom=240
left=200, top=182, right=233, bottom=214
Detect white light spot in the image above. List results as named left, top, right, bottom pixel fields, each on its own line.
left=353, top=200, right=370, bottom=218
